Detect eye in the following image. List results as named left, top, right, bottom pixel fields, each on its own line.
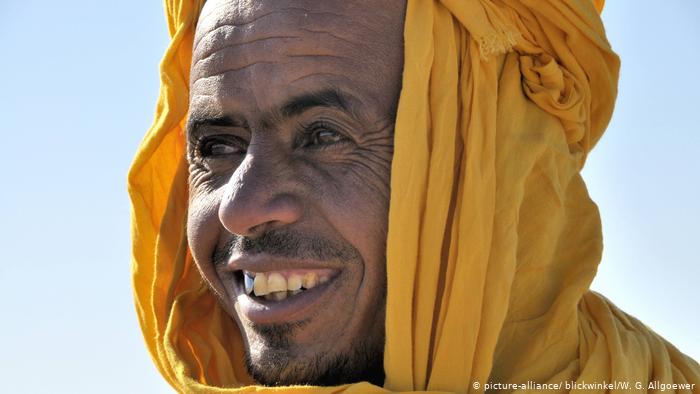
left=313, top=129, right=343, bottom=145
left=208, top=143, right=237, bottom=155
left=302, top=122, right=350, bottom=149
left=197, top=135, right=246, bottom=158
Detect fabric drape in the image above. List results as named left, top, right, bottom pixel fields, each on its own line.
left=128, top=0, right=700, bottom=392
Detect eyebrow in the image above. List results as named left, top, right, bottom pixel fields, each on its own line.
left=186, top=114, right=248, bottom=138
left=187, top=88, right=355, bottom=137
left=278, top=88, right=349, bottom=119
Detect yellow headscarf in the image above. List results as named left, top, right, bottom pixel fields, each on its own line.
left=129, top=0, right=700, bottom=392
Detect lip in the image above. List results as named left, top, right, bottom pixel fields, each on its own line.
left=225, top=254, right=342, bottom=324
left=225, top=253, right=343, bottom=273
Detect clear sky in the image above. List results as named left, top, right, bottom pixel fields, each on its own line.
left=0, top=1, right=697, bottom=393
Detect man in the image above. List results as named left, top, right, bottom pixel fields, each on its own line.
left=129, top=0, right=700, bottom=391
left=185, top=0, right=404, bottom=385
left=187, top=0, right=405, bottom=385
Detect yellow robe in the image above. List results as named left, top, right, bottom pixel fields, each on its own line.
left=128, top=0, right=700, bottom=392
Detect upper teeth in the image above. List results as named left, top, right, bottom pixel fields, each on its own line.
left=244, top=271, right=329, bottom=298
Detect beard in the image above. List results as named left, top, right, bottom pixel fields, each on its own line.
left=242, top=321, right=385, bottom=386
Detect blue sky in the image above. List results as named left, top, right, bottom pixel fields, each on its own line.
left=0, top=1, right=697, bottom=393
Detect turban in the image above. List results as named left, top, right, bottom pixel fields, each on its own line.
left=128, top=0, right=700, bottom=392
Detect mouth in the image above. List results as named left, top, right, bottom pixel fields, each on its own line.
left=230, top=265, right=341, bottom=324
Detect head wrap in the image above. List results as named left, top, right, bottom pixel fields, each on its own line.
left=129, top=0, right=700, bottom=392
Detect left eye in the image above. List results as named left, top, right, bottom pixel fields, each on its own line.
left=310, top=128, right=343, bottom=146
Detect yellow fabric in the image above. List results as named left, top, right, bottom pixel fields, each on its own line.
left=128, top=0, right=700, bottom=392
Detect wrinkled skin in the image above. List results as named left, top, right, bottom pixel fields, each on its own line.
left=186, top=0, right=406, bottom=386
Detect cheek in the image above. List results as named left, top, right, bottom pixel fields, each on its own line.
left=314, top=163, right=390, bottom=276
left=187, top=190, right=225, bottom=283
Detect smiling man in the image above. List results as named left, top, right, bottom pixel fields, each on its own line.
left=184, top=0, right=404, bottom=385
left=130, top=0, right=700, bottom=392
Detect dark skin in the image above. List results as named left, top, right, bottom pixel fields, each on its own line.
left=186, top=0, right=405, bottom=386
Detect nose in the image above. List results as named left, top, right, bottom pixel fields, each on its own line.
left=218, top=153, right=303, bottom=237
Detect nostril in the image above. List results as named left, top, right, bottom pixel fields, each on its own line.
left=219, top=192, right=304, bottom=237
left=248, top=222, right=271, bottom=237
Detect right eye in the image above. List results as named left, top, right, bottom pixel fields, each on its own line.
left=197, top=136, right=246, bottom=158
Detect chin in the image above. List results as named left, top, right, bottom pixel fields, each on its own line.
left=241, top=322, right=386, bottom=386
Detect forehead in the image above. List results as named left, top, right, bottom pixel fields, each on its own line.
left=189, top=0, right=405, bottom=122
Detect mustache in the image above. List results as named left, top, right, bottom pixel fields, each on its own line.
left=213, top=229, right=362, bottom=267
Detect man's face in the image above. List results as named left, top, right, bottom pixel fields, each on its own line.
left=186, top=0, right=405, bottom=386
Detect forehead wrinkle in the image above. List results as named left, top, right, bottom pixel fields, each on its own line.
left=296, top=27, right=367, bottom=49
left=192, top=21, right=367, bottom=83
left=194, top=30, right=366, bottom=73
left=194, top=33, right=302, bottom=68
left=194, top=0, right=262, bottom=45
left=191, top=75, right=250, bottom=95
left=193, top=38, right=359, bottom=82
left=194, top=7, right=353, bottom=51
left=193, top=59, right=278, bottom=82
left=191, top=41, right=360, bottom=83
left=192, top=69, right=376, bottom=112
left=194, top=4, right=391, bottom=64
left=191, top=63, right=359, bottom=96
left=195, top=54, right=355, bottom=80
left=287, top=72, right=354, bottom=86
